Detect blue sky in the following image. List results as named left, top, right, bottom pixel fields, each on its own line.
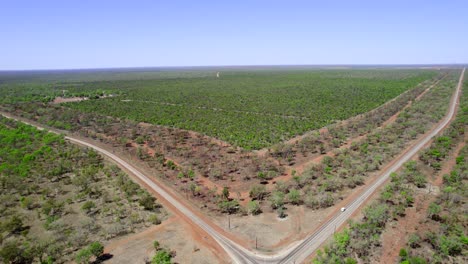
left=1, top=0, right=467, bottom=70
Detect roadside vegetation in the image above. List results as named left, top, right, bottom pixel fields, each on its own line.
left=0, top=69, right=451, bottom=217
left=397, top=73, right=468, bottom=264
left=0, top=67, right=463, bottom=261
left=312, top=162, right=428, bottom=263
left=399, top=145, right=467, bottom=264
left=267, top=71, right=458, bottom=216
left=148, top=240, right=175, bottom=264
left=0, top=117, right=166, bottom=263
left=312, top=70, right=466, bottom=264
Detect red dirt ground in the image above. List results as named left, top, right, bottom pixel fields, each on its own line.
left=1, top=75, right=450, bottom=262
left=104, top=216, right=178, bottom=254
left=379, top=135, right=466, bottom=263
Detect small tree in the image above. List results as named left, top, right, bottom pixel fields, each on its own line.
left=304, top=193, right=318, bottom=209
left=249, top=185, right=267, bottom=200
left=288, top=189, right=301, bottom=205
left=139, top=194, right=157, bottom=210
left=165, top=160, right=177, bottom=170
left=88, top=241, right=104, bottom=258
left=153, top=240, right=160, bottom=250
left=76, top=242, right=104, bottom=263
left=408, top=234, right=421, bottom=248
left=427, top=202, right=441, bottom=220
left=189, top=183, right=199, bottom=196
left=293, top=175, right=303, bottom=188
left=221, top=187, right=230, bottom=200
left=187, top=169, right=195, bottom=179
left=270, top=191, right=285, bottom=209
left=414, top=174, right=427, bottom=188
left=218, top=200, right=239, bottom=214
left=3, top=215, right=24, bottom=234
left=363, top=203, right=389, bottom=228
left=177, top=172, right=184, bottom=180
left=81, top=201, right=96, bottom=213
left=152, top=249, right=172, bottom=264
left=247, top=201, right=261, bottom=215
left=399, top=248, right=408, bottom=261
left=0, top=240, right=31, bottom=264
left=75, top=248, right=92, bottom=264
left=345, top=258, right=357, bottom=264
left=149, top=214, right=161, bottom=225
left=277, top=206, right=286, bottom=218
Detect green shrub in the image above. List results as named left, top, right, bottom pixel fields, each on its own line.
left=287, top=189, right=301, bottom=205
left=218, top=200, right=239, bottom=214
left=139, top=194, right=157, bottom=210
left=81, top=201, right=96, bottom=212
left=88, top=241, right=104, bottom=258
left=270, top=191, right=285, bottom=209
left=151, top=249, right=172, bottom=264
left=153, top=240, right=160, bottom=250
left=247, top=201, right=261, bottom=215
left=75, top=248, right=92, bottom=264
left=149, top=214, right=161, bottom=225
left=249, top=184, right=267, bottom=200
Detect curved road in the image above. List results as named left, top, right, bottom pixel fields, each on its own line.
left=1, top=68, right=464, bottom=264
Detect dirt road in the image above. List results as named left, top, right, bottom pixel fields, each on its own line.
left=1, top=68, right=463, bottom=264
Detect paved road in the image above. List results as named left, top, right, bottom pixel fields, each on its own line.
left=1, top=68, right=464, bottom=264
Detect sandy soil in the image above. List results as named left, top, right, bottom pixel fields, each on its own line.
left=210, top=205, right=335, bottom=252
left=105, top=216, right=224, bottom=264
left=97, top=144, right=234, bottom=262
left=0, top=111, right=231, bottom=263
left=111, top=71, right=460, bottom=262
left=0, top=73, right=452, bottom=263
left=377, top=77, right=465, bottom=262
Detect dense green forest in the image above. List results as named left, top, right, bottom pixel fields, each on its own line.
left=64, top=70, right=435, bottom=149
left=0, top=67, right=463, bottom=263
left=0, top=68, right=436, bottom=149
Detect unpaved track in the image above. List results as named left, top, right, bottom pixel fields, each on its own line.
left=1, top=68, right=463, bottom=264
left=256, top=73, right=447, bottom=156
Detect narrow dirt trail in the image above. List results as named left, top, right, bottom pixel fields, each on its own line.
left=300, top=69, right=464, bottom=263
left=379, top=136, right=466, bottom=263
left=117, top=74, right=447, bottom=202
left=256, top=74, right=446, bottom=158
left=0, top=69, right=461, bottom=264
left=261, top=74, right=446, bottom=191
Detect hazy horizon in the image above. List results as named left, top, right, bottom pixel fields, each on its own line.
left=1, top=63, right=467, bottom=73
left=2, top=0, right=467, bottom=70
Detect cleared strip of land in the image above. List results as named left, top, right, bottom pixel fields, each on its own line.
left=1, top=68, right=463, bottom=263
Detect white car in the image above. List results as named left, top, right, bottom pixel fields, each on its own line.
left=340, top=207, right=346, bottom=212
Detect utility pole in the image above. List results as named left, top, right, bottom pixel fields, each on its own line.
left=255, top=236, right=258, bottom=249
left=228, top=214, right=231, bottom=230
